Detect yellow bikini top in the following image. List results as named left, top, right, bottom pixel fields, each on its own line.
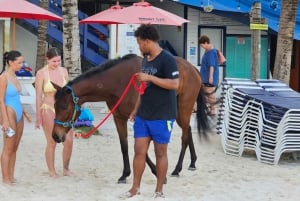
left=43, top=66, right=67, bottom=93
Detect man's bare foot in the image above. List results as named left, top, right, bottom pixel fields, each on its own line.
left=63, top=169, right=75, bottom=177
left=119, top=188, right=140, bottom=199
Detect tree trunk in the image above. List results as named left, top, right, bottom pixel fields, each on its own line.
left=35, top=0, right=49, bottom=75
left=250, top=2, right=261, bottom=80
left=62, top=0, right=81, bottom=79
left=273, top=0, right=298, bottom=84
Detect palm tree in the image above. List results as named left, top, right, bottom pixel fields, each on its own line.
left=35, top=0, right=48, bottom=74
left=62, top=0, right=81, bottom=79
left=273, top=0, right=299, bottom=84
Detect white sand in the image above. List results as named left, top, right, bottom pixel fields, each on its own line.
left=1, top=110, right=300, bottom=201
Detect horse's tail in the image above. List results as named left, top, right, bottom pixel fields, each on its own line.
left=196, top=86, right=210, bottom=139
left=204, top=83, right=222, bottom=106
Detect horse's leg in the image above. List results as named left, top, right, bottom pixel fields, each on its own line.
left=171, top=103, right=197, bottom=176
left=171, top=124, right=189, bottom=177
left=113, top=116, right=131, bottom=184
left=171, top=94, right=197, bottom=176
left=187, top=126, right=197, bottom=170
left=171, top=123, right=195, bottom=177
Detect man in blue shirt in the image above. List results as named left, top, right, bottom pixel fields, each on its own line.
left=122, top=24, right=179, bottom=199
left=199, top=35, right=219, bottom=116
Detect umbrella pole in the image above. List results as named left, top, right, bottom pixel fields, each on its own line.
left=12, top=18, right=16, bottom=50
left=116, top=24, right=119, bottom=57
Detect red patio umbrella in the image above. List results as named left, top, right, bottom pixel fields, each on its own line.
left=0, top=0, right=62, bottom=49
left=80, top=0, right=189, bottom=56
left=80, top=2, right=124, bottom=24
left=107, top=0, right=189, bottom=26
left=80, top=2, right=124, bottom=56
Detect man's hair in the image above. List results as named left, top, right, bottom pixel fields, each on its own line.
left=134, top=24, right=160, bottom=42
left=198, top=35, right=210, bottom=44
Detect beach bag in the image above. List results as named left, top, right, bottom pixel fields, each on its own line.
left=217, top=49, right=226, bottom=65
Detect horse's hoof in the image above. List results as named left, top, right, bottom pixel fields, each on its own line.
left=170, top=172, right=179, bottom=177
left=188, top=166, right=197, bottom=171
left=117, top=179, right=127, bottom=184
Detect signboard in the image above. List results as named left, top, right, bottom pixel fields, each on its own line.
left=250, top=23, right=268, bottom=30
left=188, top=46, right=197, bottom=65
left=250, top=17, right=268, bottom=30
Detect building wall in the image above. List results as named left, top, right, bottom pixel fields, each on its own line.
left=185, top=7, right=269, bottom=84
left=186, top=7, right=268, bottom=65
left=15, top=24, right=38, bottom=74
left=109, top=24, right=141, bottom=58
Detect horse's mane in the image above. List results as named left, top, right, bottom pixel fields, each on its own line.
left=68, top=53, right=138, bottom=85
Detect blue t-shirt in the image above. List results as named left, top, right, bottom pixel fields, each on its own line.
left=200, top=49, right=219, bottom=86
left=137, top=50, right=179, bottom=120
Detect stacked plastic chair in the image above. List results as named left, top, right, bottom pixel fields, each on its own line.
left=218, top=78, right=300, bottom=164
left=218, top=78, right=263, bottom=157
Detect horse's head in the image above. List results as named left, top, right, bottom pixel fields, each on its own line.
left=52, top=83, right=81, bottom=143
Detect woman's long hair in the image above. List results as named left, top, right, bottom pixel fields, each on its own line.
left=1, top=50, right=22, bottom=74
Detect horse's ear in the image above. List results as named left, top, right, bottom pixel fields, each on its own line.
left=51, top=81, right=61, bottom=91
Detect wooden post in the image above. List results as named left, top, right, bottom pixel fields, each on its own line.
left=250, top=2, right=261, bottom=80
left=4, top=19, right=11, bottom=52
left=1, top=19, right=11, bottom=74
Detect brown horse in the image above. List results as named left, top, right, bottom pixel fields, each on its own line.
left=52, top=54, right=209, bottom=183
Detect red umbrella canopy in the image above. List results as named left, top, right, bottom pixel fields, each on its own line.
left=0, top=0, right=62, bottom=20
left=80, top=3, right=124, bottom=24
left=113, top=1, right=189, bottom=26
left=80, top=1, right=189, bottom=26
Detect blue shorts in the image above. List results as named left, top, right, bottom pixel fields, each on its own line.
left=133, top=116, right=175, bottom=144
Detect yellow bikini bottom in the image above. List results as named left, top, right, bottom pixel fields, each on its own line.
left=40, top=103, right=55, bottom=114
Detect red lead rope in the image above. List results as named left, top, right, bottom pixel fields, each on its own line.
left=78, top=74, right=145, bottom=139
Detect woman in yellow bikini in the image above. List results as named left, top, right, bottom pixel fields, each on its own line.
left=35, top=47, right=74, bottom=178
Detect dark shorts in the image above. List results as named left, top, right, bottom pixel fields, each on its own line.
left=133, top=116, right=175, bottom=144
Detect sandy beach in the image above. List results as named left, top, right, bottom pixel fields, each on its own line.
left=1, top=106, right=300, bottom=201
